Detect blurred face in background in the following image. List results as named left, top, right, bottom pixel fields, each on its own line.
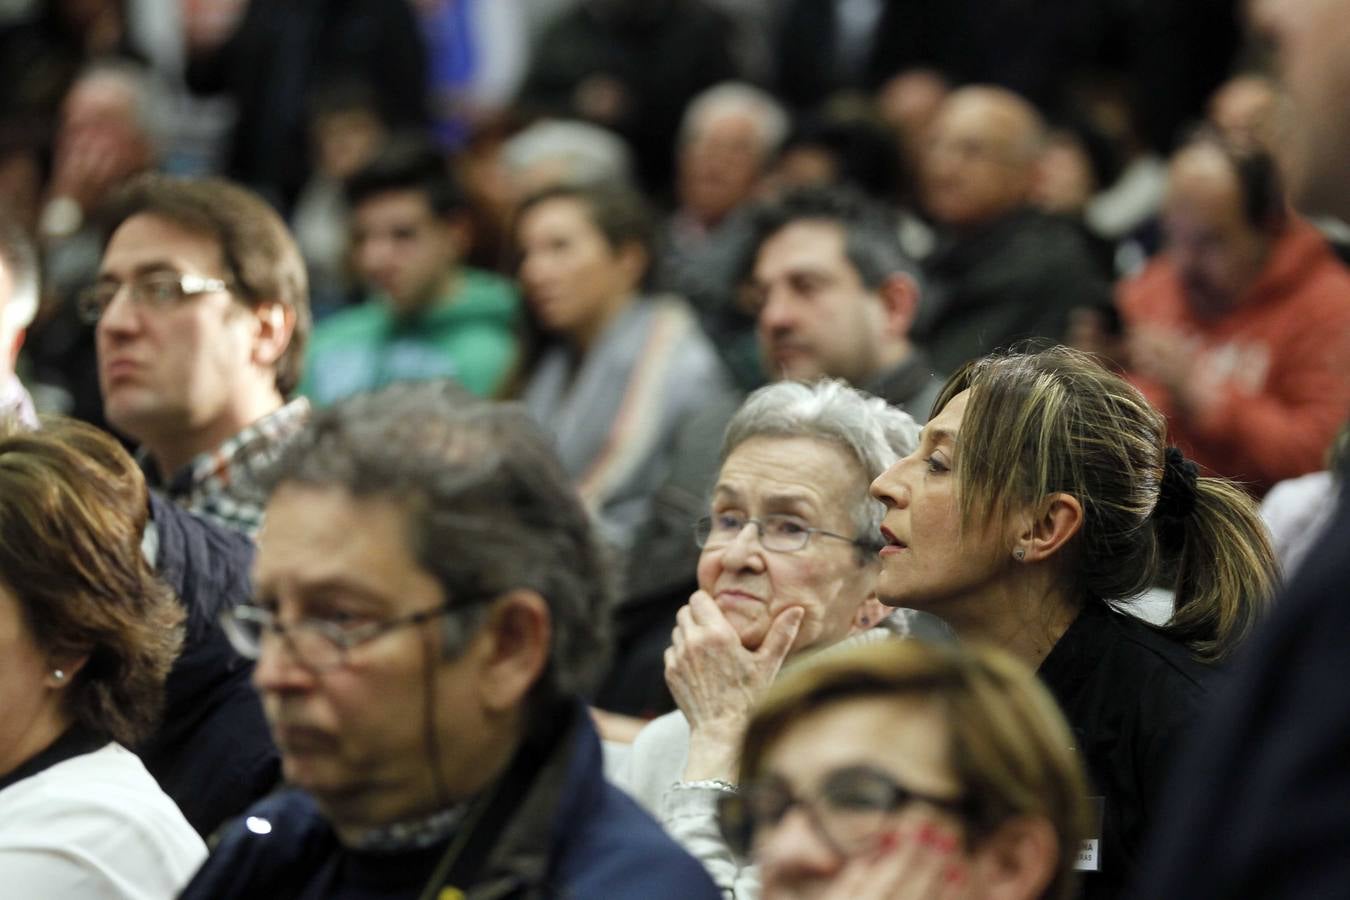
left=922, top=90, right=1041, bottom=229
left=1162, top=144, right=1271, bottom=318
left=351, top=189, right=467, bottom=317
left=751, top=220, right=890, bottom=385
left=680, top=111, right=769, bottom=228
left=516, top=196, right=645, bottom=348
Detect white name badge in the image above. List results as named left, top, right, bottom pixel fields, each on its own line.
left=1074, top=796, right=1105, bottom=872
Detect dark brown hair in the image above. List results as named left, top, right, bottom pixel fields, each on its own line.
left=0, top=418, right=184, bottom=745
left=101, top=174, right=311, bottom=396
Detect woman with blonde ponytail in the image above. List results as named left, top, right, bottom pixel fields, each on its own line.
left=868, top=346, right=1277, bottom=900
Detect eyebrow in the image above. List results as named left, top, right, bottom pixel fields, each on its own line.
left=257, top=576, right=393, bottom=615
left=95, top=261, right=186, bottom=282
left=711, top=484, right=820, bottom=515
left=920, top=426, right=957, bottom=447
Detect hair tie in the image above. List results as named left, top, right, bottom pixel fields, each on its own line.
left=1154, top=446, right=1199, bottom=523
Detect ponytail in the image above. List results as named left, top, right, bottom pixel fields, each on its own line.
left=1158, top=470, right=1278, bottom=663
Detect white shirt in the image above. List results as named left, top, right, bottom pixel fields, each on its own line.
left=0, top=744, right=207, bottom=899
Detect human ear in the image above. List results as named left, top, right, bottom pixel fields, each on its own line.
left=614, top=240, right=649, bottom=292
left=474, top=590, right=552, bottom=714
left=971, top=815, right=1059, bottom=900
left=877, top=273, right=919, bottom=340
left=250, top=301, right=295, bottom=369
left=1013, top=492, right=1083, bottom=563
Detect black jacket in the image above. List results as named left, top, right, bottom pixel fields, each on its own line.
left=917, top=209, right=1113, bottom=373
left=136, top=492, right=279, bottom=837
left=1134, top=496, right=1350, bottom=899
left=1038, top=602, right=1216, bottom=900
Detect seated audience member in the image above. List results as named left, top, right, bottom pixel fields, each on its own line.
left=515, top=182, right=737, bottom=553
left=302, top=139, right=520, bottom=405
left=656, top=82, right=788, bottom=366
left=0, top=422, right=206, bottom=896
left=290, top=80, right=390, bottom=319
left=22, top=59, right=163, bottom=428
left=54, top=419, right=278, bottom=837
left=1115, top=134, right=1350, bottom=496
left=914, top=87, right=1112, bottom=373
left=84, top=174, right=311, bottom=537
left=610, top=379, right=941, bottom=897
left=726, top=641, right=1089, bottom=900
left=0, top=215, right=38, bottom=427
left=868, top=347, right=1278, bottom=899
left=518, top=0, right=739, bottom=191
left=745, top=186, right=944, bottom=422
left=181, top=382, right=720, bottom=899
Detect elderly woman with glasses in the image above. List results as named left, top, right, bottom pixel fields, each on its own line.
left=725, top=640, right=1089, bottom=900
left=607, top=378, right=940, bottom=897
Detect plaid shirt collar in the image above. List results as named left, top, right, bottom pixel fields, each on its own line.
left=148, top=397, right=311, bottom=537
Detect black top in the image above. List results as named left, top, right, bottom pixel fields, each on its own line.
left=1136, top=496, right=1350, bottom=899
left=1038, top=602, right=1216, bottom=900
left=0, top=725, right=108, bottom=795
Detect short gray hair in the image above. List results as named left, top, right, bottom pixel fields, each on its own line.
left=679, top=81, right=789, bottom=158
left=502, top=119, right=635, bottom=189
left=722, top=380, right=920, bottom=546
left=264, top=380, right=612, bottom=702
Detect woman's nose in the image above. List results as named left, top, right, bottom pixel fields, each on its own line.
left=757, top=807, right=844, bottom=892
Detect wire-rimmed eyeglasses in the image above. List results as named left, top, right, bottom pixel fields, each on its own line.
left=694, top=512, right=874, bottom=554
left=77, top=272, right=232, bottom=325
left=717, top=765, right=974, bottom=860
left=221, top=602, right=457, bottom=673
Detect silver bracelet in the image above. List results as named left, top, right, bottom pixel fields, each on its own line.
left=678, top=779, right=739, bottom=794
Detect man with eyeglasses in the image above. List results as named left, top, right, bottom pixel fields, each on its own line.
left=179, top=381, right=719, bottom=899
left=88, top=173, right=311, bottom=537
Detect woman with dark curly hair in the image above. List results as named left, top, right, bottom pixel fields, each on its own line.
left=0, top=419, right=206, bottom=896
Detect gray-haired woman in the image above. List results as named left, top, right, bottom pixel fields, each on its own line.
left=607, top=378, right=944, bottom=898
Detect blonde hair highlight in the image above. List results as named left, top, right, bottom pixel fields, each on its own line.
left=935, top=346, right=1276, bottom=662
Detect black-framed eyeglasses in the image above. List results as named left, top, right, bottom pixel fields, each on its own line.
left=77, top=272, right=232, bottom=324
left=221, top=602, right=459, bottom=673
left=694, top=513, right=873, bottom=554
left=718, top=765, right=973, bottom=860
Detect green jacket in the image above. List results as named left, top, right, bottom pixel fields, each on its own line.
left=301, top=269, right=519, bottom=405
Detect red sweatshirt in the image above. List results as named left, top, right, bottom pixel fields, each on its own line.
left=1119, top=220, right=1350, bottom=496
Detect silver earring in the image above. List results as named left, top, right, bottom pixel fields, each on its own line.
left=1013, top=548, right=1026, bottom=561
left=53, top=669, right=65, bottom=682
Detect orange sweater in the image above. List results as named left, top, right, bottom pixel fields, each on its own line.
left=1119, top=220, right=1350, bottom=496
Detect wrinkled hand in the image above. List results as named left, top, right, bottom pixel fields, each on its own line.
left=816, top=821, right=975, bottom=900
left=665, top=591, right=804, bottom=781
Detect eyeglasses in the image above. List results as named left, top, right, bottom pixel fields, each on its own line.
left=694, top=513, right=871, bottom=554
left=77, top=272, right=232, bottom=324
left=718, top=765, right=972, bottom=860
left=221, top=602, right=459, bottom=672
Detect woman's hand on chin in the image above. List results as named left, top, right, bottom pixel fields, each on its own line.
left=818, top=821, right=974, bottom=900
left=665, top=591, right=804, bottom=782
